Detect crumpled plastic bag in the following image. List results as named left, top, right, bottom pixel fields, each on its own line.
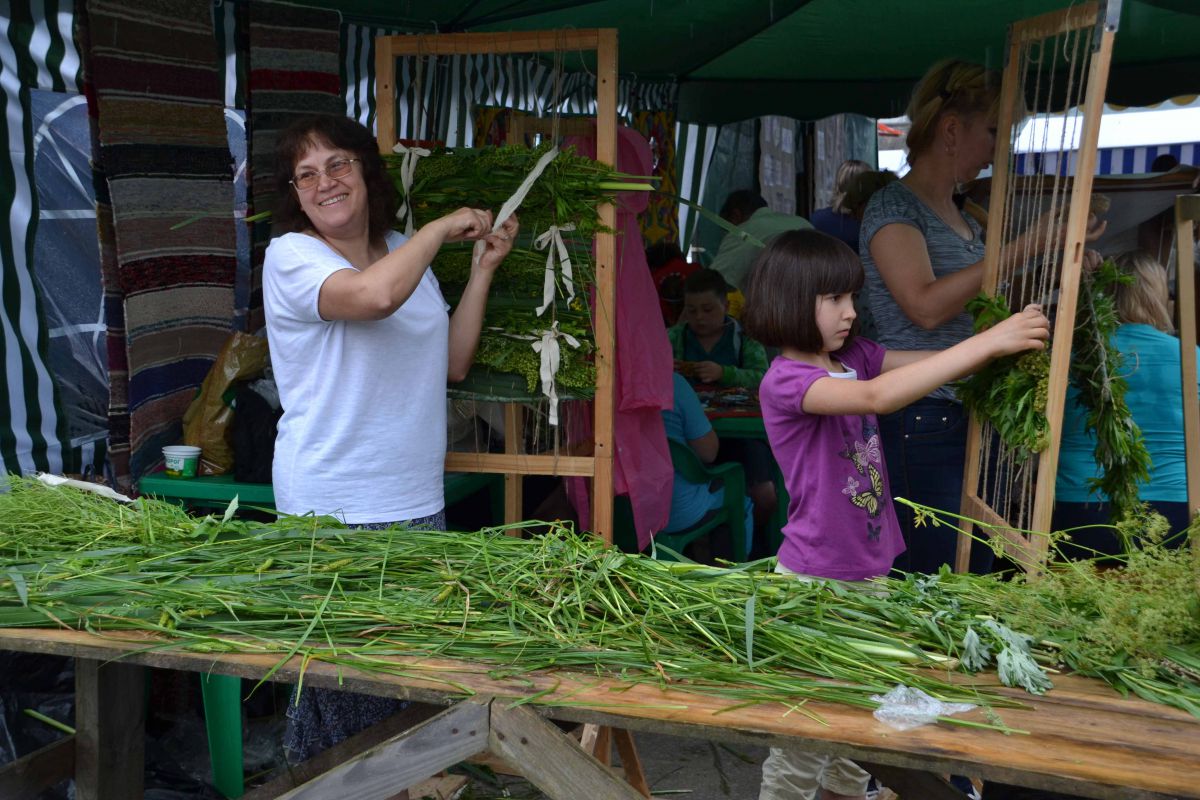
left=182, top=332, right=270, bottom=476
left=870, top=685, right=976, bottom=731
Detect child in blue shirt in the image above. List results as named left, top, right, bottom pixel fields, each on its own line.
left=661, top=373, right=754, bottom=553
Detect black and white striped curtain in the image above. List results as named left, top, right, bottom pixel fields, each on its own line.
left=340, top=23, right=678, bottom=146
left=0, top=0, right=89, bottom=475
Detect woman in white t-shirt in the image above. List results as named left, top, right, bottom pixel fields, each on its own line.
left=263, top=114, right=518, bottom=764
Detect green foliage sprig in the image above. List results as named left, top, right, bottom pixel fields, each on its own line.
left=474, top=308, right=596, bottom=396
left=957, top=294, right=1051, bottom=457
left=958, top=259, right=1153, bottom=535
left=389, top=143, right=650, bottom=238
left=1070, top=258, right=1151, bottom=531
left=393, top=144, right=647, bottom=397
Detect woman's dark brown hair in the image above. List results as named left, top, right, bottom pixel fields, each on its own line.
left=273, top=115, right=398, bottom=241
left=742, top=229, right=864, bottom=353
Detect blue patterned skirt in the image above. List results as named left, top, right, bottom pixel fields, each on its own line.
left=282, top=509, right=446, bottom=763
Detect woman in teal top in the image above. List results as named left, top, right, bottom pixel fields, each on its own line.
left=1054, top=250, right=1199, bottom=557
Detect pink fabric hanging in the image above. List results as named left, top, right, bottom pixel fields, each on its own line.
left=564, top=126, right=674, bottom=549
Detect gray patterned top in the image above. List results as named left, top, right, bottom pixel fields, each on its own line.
left=859, top=181, right=986, bottom=401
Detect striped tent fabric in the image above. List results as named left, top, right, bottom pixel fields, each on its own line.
left=675, top=121, right=720, bottom=255
left=81, top=0, right=236, bottom=489
left=1015, top=143, right=1199, bottom=176
left=340, top=25, right=677, bottom=145
left=341, top=22, right=401, bottom=134
left=214, top=0, right=246, bottom=112
left=0, top=0, right=90, bottom=475
left=246, top=0, right=343, bottom=330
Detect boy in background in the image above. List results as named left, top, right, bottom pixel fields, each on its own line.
left=668, top=269, right=767, bottom=388
left=668, top=269, right=776, bottom=551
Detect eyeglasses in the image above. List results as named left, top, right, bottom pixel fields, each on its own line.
left=290, top=158, right=359, bottom=191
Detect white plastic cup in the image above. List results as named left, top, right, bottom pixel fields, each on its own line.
left=163, top=445, right=201, bottom=478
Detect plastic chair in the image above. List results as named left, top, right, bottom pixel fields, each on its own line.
left=614, top=439, right=749, bottom=562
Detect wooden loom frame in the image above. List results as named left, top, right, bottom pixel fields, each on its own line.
left=958, top=3, right=1118, bottom=571
left=374, top=30, right=619, bottom=543
left=1175, top=194, right=1200, bottom=534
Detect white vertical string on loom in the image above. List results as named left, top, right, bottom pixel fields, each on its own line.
left=392, top=142, right=431, bottom=235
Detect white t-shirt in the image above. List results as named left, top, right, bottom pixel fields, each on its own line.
left=263, top=230, right=449, bottom=523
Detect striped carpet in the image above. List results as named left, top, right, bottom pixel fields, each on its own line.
left=246, top=0, right=343, bottom=331
left=81, top=0, right=236, bottom=489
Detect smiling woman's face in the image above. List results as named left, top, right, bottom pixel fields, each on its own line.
left=293, top=139, right=369, bottom=239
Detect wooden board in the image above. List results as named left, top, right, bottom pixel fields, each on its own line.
left=1, top=628, right=1196, bottom=800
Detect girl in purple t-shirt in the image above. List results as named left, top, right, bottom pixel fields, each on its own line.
left=743, top=229, right=1049, bottom=800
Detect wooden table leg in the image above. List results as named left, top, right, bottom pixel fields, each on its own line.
left=504, top=403, right=525, bottom=528
left=75, top=658, right=144, bottom=800
left=490, top=704, right=645, bottom=800
left=612, top=728, right=652, bottom=797
left=857, top=760, right=964, bottom=800
left=0, top=737, right=74, bottom=800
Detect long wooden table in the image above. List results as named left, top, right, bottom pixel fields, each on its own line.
left=0, top=628, right=1196, bottom=800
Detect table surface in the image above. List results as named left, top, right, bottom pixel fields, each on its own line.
left=2, top=628, right=1196, bottom=800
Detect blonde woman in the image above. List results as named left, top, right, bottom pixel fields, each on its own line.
left=811, top=159, right=871, bottom=251
left=1054, top=250, right=1198, bottom=557
left=860, top=59, right=1104, bottom=575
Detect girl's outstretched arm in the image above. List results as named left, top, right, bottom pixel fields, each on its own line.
left=802, top=305, right=1049, bottom=416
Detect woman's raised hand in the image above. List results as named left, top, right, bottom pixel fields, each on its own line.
left=439, top=207, right=494, bottom=243
left=1022, top=210, right=1108, bottom=256
left=476, top=214, right=520, bottom=272
left=984, top=303, right=1051, bottom=357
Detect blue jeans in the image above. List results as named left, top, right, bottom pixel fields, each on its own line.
left=880, top=400, right=994, bottom=575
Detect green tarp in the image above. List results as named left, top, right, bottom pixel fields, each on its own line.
left=309, top=0, right=1200, bottom=122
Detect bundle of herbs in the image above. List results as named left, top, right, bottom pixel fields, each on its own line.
left=432, top=242, right=594, bottom=298
left=393, top=144, right=644, bottom=399
left=898, top=499, right=1200, bottom=716
left=474, top=306, right=596, bottom=397
left=957, top=259, right=1152, bottom=529
left=389, top=143, right=649, bottom=237
left=957, top=292, right=1051, bottom=457
left=1, top=478, right=1197, bottom=724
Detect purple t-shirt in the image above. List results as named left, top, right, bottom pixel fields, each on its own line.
left=760, top=338, right=905, bottom=580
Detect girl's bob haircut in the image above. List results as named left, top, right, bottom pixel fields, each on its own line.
left=273, top=114, right=398, bottom=242
left=742, top=229, right=864, bottom=353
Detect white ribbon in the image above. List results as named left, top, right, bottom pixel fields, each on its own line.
left=36, top=472, right=133, bottom=503
left=530, top=321, right=581, bottom=426
left=533, top=223, right=577, bottom=316
left=472, top=146, right=561, bottom=268
left=392, top=142, right=431, bottom=236
left=493, top=320, right=580, bottom=426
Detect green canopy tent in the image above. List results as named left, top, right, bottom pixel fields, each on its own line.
left=316, top=0, right=1200, bottom=123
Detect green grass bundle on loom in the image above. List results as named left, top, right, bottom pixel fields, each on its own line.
left=432, top=241, right=595, bottom=298
left=392, top=144, right=645, bottom=398
left=475, top=307, right=595, bottom=397
left=387, top=143, right=649, bottom=237
left=957, top=260, right=1151, bottom=531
